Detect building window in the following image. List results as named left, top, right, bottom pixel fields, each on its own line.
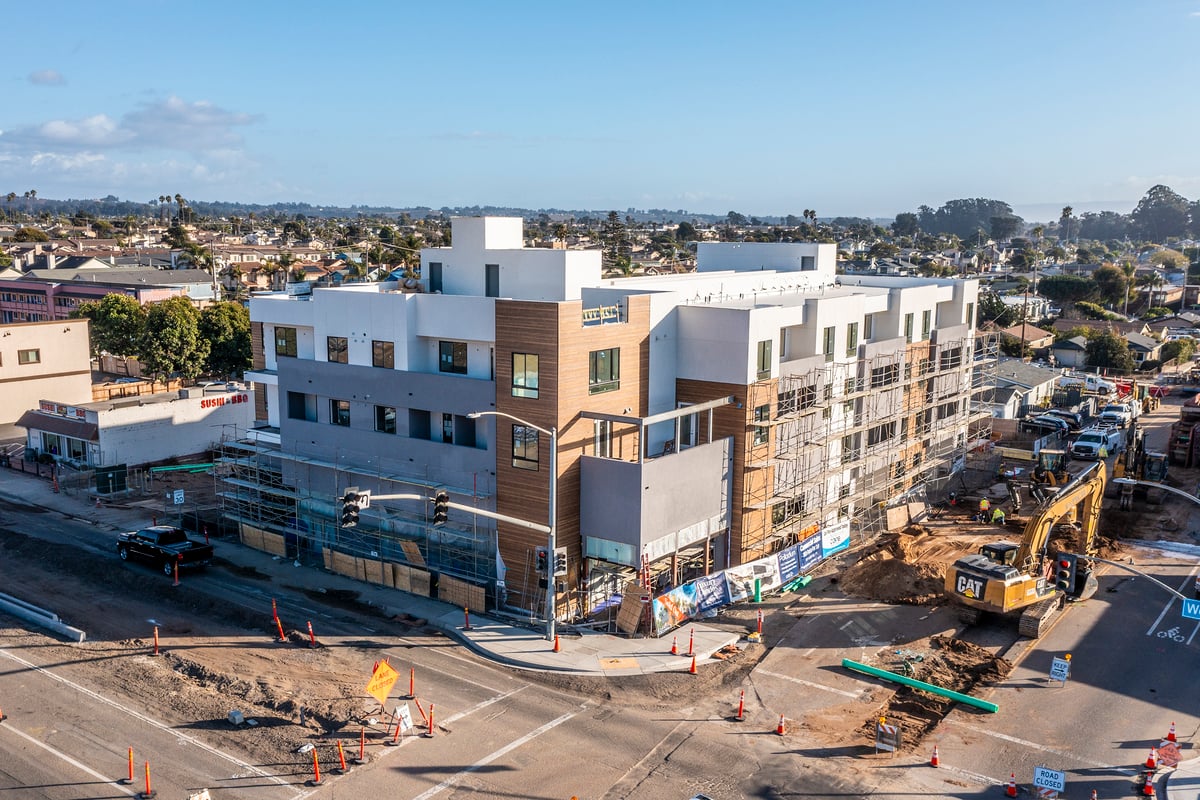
left=442, top=413, right=454, bottom=443
left=512, top=353, right=539, bottom=398
left=594, top=419, right=612, bottom=458
left=753, top=403, right=770, bottom=446
left=439, top=341, right=468, bottom=374
left=922, top=310, right=932, bottom=341
left=871, top=363, right=899, bottom=388
left=330, top=399, right=350, bottom=427
left=372, top=340, right=395, bottom=369
left=846, top=322, right=859, bottom=357
left=588, top=347, right=620, bottom=394
left=801, top=255, right=815, bottom=271
left=863, top=313, right=874, bottom=340
left=429, top=262, right=443, bottom=293
left=327, top=336, right=348, bottom=364
left=375, top=405, right=396, bottom=434
left=17, top=348, right=40, bottom=365
left=512, top=424, right=539, bottom=470
left=275, top=326, right=297, bottom=357
left=756, top=339, right=772, bottom=380
left=904, top=313, right=914, bottom=344
left=485, top=263, right=500, bottom=298
left=287, top=391, right=317, bottom=422
left=940, top=347, right=963, bottom=371
left=822, top=326, right=835, bottom=362
left=966, top=302, right=975, bottom=327
left=868, top=422, right=896, bottom=447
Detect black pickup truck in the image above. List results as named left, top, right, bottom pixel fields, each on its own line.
left=116, top=526, right=214, bottom=575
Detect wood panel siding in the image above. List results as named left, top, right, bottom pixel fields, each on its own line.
left=250, top=321, right=267, bottom=421
left=676, top=377, right=758, bottom=565
left=493, top=295, right=651, bottom=614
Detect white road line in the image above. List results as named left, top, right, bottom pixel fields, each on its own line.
left=1145, top=568, right=1199, bottom=637
left=936, top=762, right=1008, bottom=787
left=388, top=649, right=512, bottom=694
left=0, top=647, right=300, bottom=795
left=0, top=721, right=138, bottom=796
left=439, top=686, right=525, bottom=726
left=943, top=719, right=1137, bottom=776
left=756, top=668, right=864, bottom=699
left=408, top=709, right=582, bottom=800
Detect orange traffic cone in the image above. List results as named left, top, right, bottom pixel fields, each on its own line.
left=1005, top=772, right=1018, bottom=797
left=930, top=745, right=939, bottom=767
left=1168, top=721, right=1177, bottom=742
left=1146, top=748, right=1157, bottom=769
left=1090, top=791, right=1097, bottom=800
left=776, top=713, right=786, bottom=735
left=1144, top=774, right=1156, bottom=796
left=688, top=655, right=697, bottom=675
left=670, top=635, right=678, bottom=655
left=553, top=634, right=561, bottom=653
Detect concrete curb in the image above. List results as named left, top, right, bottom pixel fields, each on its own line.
left=0, top=591, right=86, bottom=642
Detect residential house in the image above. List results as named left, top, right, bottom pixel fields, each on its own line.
left=1124, top=331, right=1163, bottom=366
left=1051, top=336, right=1089, bottom=369
left=990, top=358, right=1062, bottom=418
left=998, top=323, right=1054, bottom=354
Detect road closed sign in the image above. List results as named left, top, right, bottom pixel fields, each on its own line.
left=1033, top=766, right=1065, bottom=793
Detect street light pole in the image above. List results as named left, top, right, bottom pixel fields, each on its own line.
left=468, top=411, right=557, bottom=642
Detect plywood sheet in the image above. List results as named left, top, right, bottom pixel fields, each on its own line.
left=400, top=540, right=426, bottom=567
left=260, top=532, right=287, bottom=557
left=409, top=568, right=431, bottom=597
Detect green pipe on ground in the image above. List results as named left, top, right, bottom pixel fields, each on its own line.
left=841, top=658, right=999, bottom=713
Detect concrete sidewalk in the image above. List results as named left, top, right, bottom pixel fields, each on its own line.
left=0, top=467, right=740, bottom=676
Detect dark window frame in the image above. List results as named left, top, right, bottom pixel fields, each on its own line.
left=588, top=347, right=620, bottom=394
left=511, top=352, right=539, bottom=398
left=330, top=399, right=351, bottom=427
left=17, top=348, right=41, bottom=365
left=512, top=424, right=539, bottom=470
left=375, top=405, right=396, bottom=434
left=327, top=336, right=348, bottom=364
left=756, top=339, right=772, bottom=380
left=439, top=340, right=468, bottom=374
left=372, top=339, right=395, bottom=369
left=274, top=326, right=297, bottom=357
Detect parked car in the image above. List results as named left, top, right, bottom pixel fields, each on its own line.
left=1070, top=427, right=1123, bottom=460
left=116, top=526, right=214, bottom=576
left=1020, top=414, right=1070, bottom=436
left=1042, top=408, right=1084, bottom=431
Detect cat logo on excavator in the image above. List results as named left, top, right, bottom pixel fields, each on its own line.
left=955, top=573, right=984, bottom=599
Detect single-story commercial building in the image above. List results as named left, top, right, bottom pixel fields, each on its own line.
left=16, top=384, right=255, bottom=468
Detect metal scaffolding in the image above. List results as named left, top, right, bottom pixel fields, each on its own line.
left=739, top=330, right=999, bottom=559
left=213, top=429, right=501, bottom=597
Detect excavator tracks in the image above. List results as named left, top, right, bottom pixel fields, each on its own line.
left=1018, top=595, right=1065, bottom=638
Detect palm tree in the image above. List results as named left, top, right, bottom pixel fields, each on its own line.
left=174, top=194, right=184, bottom=224
left=1059, top=206, right=1073, bottom=243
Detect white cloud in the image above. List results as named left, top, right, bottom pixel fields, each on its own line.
left=28, top=69, right=65, bottom=86
left=0, top=96, right=258, bottom=155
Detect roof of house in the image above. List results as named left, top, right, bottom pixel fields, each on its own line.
left=994, top=358, right=1062, bottom=388
left=999, top=324, right=1053, bottom=342
left=19, top=268, right=215, bottom=286
left=1052, top=336, right=1088, bottom=352
left=1125, top=331, right=1160, bottom=351
left=1051, top=317, right=1149, bottom=337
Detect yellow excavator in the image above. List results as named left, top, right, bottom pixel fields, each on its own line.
left=945, top=461, right=1106, bottom=637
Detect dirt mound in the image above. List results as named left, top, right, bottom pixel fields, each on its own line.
left=838, top=529, right=946, bottom=605
left=858, top=635, right=1011, bottom=749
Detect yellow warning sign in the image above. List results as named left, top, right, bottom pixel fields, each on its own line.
left=365, top=661, right=400, bottom=705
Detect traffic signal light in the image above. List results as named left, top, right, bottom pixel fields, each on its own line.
left=1054, top=552, right=1078, bottom=594
left=433, top=490, right=449, bottom=525
left=535, top=546, right=548, bottom=574
left=340, top=486, right=361, bottom=528
left=553, top=547, right=568, bottom=577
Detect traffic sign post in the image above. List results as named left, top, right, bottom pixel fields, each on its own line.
left=173, top=489, right=185, bottom=505
left=1182, top=598, right=1200, bottom=620
left=1048, top=655, right=1071, bottom=685
left=874, top=718, right=902, bottom=756
left=1033, top=766, right=1066, bottom=795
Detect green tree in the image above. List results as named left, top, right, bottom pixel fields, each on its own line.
left=1162, top=339, right=1197, bottom=364
left=70, top=293, right=147, bottom=356
left=867, top=242, right=900, bottom=260
left=977, top=292, right=1018, bottom=328
left=1037, top=275, right=1097, bottom=310
left=1149, top=249, right=1188, bottom=270
left=199, top=301, right=252, bottom=378
left=1091, top=264, right=1128, bottom=307
left=1085, top=330, right=1134, bottom=373
left=138, top=296, right=209, bottom=382
left=11, top=226, right=49, bottom=242
left=891, top=212, right=919, bottom=237
left=989, top=214, right=1020, bottom=242
left=1059, top=206, right=1074, bottom=242
left=1131, top=184, right=1190, bottom=241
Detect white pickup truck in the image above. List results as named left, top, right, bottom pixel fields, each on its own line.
left=1098, top=403, right=1134, bottom=427
left=1060, top=373, right=1117, bottom=395
left=1070, top=427, right=1122, bottom=460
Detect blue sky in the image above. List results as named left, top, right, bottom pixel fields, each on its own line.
left=3, top=1, right=1198, bottom=222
